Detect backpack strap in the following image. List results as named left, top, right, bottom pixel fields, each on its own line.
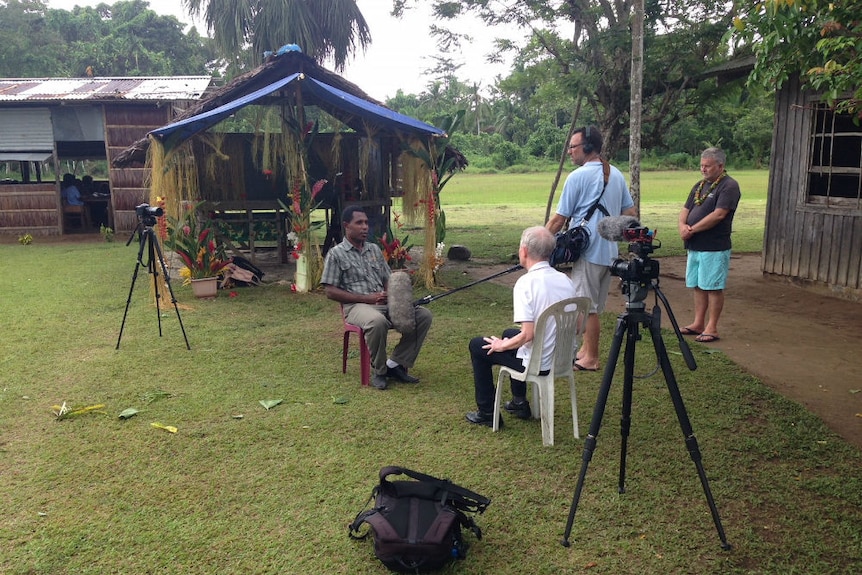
left=379, top=466, right=491, bottom=515
left=348, top=485, right=381, bottom=540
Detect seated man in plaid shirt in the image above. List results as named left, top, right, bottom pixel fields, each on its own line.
left=321, top=205, right=432, bottom=390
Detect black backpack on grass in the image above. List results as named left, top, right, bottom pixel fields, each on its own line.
left=349, top=466, right=491, bottom=573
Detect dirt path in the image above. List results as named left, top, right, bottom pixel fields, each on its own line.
left=452, top=253, right=862, bottom=450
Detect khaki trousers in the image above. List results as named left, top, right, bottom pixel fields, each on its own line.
left=343, top=303, right=433, bottom=375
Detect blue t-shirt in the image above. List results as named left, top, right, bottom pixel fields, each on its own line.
left=63, top=185, right=84, bottom=206
left=556, top=161, right=634, bottom=265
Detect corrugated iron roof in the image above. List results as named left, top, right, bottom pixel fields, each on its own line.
left=0, top=77, right=212, bottom=102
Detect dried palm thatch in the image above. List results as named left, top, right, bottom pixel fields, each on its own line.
left=197, top=135, right=246, bottom=201
left=147, top=138, right=199, bottom=218
left=399, top=149, right=427, bottom=224
left=330, top=132, right=343, bottom=174
left=145, top=138, right=200, bottom=302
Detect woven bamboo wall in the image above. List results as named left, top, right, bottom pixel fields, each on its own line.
left=106, top=104, right=172, bottom=232
left=0, top=183, right=60, bottom=235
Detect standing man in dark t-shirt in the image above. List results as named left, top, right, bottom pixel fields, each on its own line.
left=677, top=147, right=741, bottom=343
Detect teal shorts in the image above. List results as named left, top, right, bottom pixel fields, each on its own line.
left=686, top=250, right=731, bottom=290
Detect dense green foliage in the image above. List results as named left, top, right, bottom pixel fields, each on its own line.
left=734, top=0, right=862, bottom=115
left=385, top=1, right=774, bottom=170
left=0, top=0, right=216, bottom=77
left=392, top=1, right=766, bottom=160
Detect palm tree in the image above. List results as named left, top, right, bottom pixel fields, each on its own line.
left=182, top=0, right=371, bottom=70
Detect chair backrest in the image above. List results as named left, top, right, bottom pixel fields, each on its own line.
left=521, top=296, right=591, bottom=377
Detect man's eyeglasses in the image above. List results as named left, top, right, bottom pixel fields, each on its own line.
left=568, top=143, right=584, bottom=150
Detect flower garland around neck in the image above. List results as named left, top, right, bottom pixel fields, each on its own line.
left=694, top=171, right=727, bottom=206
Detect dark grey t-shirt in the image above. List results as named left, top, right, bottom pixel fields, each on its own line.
left=683, top=175, right=741, bottom=252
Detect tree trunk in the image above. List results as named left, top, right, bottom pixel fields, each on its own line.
left=629, top=0, right=644, bottom=211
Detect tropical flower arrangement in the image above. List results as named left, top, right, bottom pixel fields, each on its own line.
left=378, top=211, right=413, bottom=270
left=285, top=176, right=327, bottom=261
left=165, top=202, right=231, bottom=284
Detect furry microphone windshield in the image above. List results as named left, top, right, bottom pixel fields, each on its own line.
left=387, top=271, right=415, bottom=334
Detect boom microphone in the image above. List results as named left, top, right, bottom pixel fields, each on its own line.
left=597, top=215, right=641, bottom=241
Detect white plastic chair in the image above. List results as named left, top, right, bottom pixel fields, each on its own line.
left=492, top=296, right=590, bottom=446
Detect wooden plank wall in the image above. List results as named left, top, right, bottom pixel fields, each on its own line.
left=764, top=78, right=862, bottom=298
left=105, top=104, right=170, bottom=232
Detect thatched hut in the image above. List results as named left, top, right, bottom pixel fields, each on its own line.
left=113, top=47, right=459, bottom=287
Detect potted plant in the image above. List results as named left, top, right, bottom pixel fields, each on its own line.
left=165, top=203, right=231, bottom=298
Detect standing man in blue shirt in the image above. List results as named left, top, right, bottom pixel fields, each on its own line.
left=546, top=126, right=637, bottom=372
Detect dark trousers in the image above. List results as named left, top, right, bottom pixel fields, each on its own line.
left=470, top=328, right=527, bottom=413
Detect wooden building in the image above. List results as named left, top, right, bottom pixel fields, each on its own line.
left=0, top=76, right=211, bottom=236
left=765, top=77, right=862, bottom=300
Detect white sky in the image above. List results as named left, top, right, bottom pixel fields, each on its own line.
left=46, top=0, right=520, bottom=101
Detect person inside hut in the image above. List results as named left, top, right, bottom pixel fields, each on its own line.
left=79, top=175, right=95, bottom=195
left=321, top=205, right=433, bottom=390
left=61, top=173, right=84, bottom=206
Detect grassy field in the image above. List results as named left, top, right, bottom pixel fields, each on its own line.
left=2, top=170, right=860, bottom=574
left=403, top=169, right=768, bottom=261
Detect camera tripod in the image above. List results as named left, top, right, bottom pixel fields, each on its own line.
left=561, top=277, right=730, bottom=550
left=116, top=221, right=190, bottom=350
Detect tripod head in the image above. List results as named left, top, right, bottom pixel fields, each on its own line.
left=609, top=228, right=660, bottom=308
left=609, top=234, right=696, bottom=371
left=126, top=204, right=165, bottom=249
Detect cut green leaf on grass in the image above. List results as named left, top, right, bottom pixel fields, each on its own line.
left=259, top=399, right=283, bottom=410
left=118, top=408, right=139, bottom=419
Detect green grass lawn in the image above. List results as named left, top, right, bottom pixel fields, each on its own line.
left=400, top=169, right=767, bottom=261
left=1, top=171, right=860, bottom=574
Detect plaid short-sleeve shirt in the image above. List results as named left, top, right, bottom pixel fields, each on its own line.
left=320, top=238, right=390, bottom=294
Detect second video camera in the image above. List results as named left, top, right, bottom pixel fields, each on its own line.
left=135, top=203, right=164, bottom=226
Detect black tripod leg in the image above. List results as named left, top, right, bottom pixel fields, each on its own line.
left=147, top=233, right=164, bottom=338
left=648, top=319, right=731, bottom=550
left=561, top=315, right=626, bottom=547
left=150, top=229, right=191, bottom=350
left=116, top=259, right=143, bottom=349
left=116, top=229, right=148, bottom=349
left=618, top=317, right=640, bottom=494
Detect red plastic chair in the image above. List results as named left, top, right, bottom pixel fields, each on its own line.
left=341, top=305, right=371, bottom=387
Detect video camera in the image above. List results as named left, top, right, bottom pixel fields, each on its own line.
left=135, top=203, right=164, bottom=226
left=609, top=226, right=660, bottom=304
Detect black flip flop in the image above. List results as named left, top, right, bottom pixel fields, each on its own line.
left=695, top=333, right=720, bottom=343
left=680, top=327, right=701, bottom=336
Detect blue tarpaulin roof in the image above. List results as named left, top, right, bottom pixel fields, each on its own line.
left=149, top=73, right=444, bottom=146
